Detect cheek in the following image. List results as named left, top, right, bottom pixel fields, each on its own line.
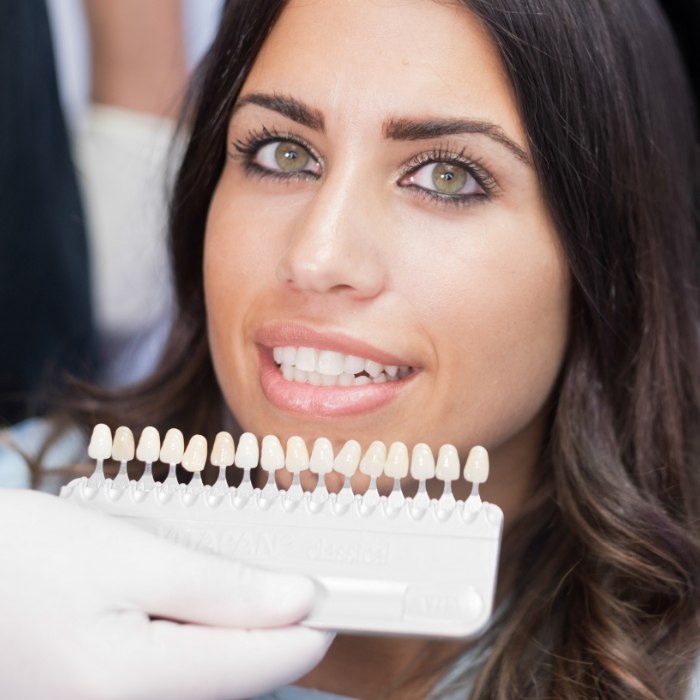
left=203, top=188, right=258, bottom=385
left=400, top=219, right=570, bottom=447
left=204, top=182, right=273, bottom=324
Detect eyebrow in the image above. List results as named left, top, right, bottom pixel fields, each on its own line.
left=233, top=92, right=531, bottom=166
left=384, top=117, right=532, bottom=166
left=233, top=92, right=325, bottom=131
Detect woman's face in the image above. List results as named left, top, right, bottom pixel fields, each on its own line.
left=204, top=0, right=570, bottom=508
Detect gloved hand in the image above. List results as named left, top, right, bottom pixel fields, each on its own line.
left=0, top=489, right=332, bottom=700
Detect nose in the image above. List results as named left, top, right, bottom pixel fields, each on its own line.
left=275, top=173, right=387, bottom=299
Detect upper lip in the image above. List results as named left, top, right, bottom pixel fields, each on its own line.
left=255, top=321, right=417, bottom=368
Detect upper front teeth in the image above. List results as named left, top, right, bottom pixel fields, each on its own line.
left=273, top=346, right=411, bottom=385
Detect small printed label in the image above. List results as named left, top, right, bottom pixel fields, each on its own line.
left=307, top=537, right=390, bottom=566
left=403, top=585, right=483, bottom=622
left=152, top=521, right=391, bottom=567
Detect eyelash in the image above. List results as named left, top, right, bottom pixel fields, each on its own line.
left=230, top=129, right=497, bottom=207
left=232, top=127, right=322, bottom=181
left=399, top=147, right=496, bottom=208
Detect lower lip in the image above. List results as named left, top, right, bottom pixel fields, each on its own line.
left=258, top=348, right=414, bottom=418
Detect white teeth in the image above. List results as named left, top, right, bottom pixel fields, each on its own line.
left=112, top=426, right=135, bottom=462
left=296, top=346, right=318, bottom=372
left=410, top=443, right=436, bottom=480
left=273, top=346, right=411, bottom=386
left=343, top=354, right=365, bottom=374
left=182, top=435, right=207, bottom=473
left=260, top=435, right=284, bottom=472
left=285, top=436, right=309, bottom=473
left=464, top=445, right=489, bottom=484
left=339, top=373, right=354, bottom=387
left=385, top=442, right=409, bottom=479
left=136, top=426, right=160, bottom=463
left=309, top=437, right=334, bottom=474
left=365, top=359, right=383, bottom=378
left=234, top=432, right=259, bottom=471
left=360, top=440, right=386, bottom=477
left=88, top=423, right=112, bottom=460
left=317, top=350, right=345, bottom=375
left=211, top=431, right=235, bottom=468
left=435, top=444, right=460, bottom=481
left=160, top=428, right=185, bottom=464
left=334, top=440, right=361, bottom=477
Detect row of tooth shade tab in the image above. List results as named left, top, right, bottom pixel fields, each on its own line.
left=87, top=424, right=489, bottom=509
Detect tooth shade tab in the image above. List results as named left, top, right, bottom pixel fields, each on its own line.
left=182, top=435, right=208, bottom=473
left=112, top=426, right=135, bottom=462
left=260, top=435, right=284, bottom=472
left=435, top=444, right=460, bottom=481
left=88, top=423, right=112, bottom=460
left=410, top=443, right=436, bottom=480
left=360, top=441, right=386, bottom=477
left=286, top=436, right=310, bottom=473
left=136, top=427, right=160, bottom=463
left=464, top=446, right=490, bottom=484
left=210, top=431, right=235, bottom=468
left=309, top=437, right=334, bottom=474
left=235, top=432, right=260, bottom=471
left=334, top=440, right=361, bottom=477
left=385, top=442, right=409, bottom=479
left=160, top=428, right=185, bottom=464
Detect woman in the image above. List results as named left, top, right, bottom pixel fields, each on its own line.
left=4, top=0, right=698, bottom=698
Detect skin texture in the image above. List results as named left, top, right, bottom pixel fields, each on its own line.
left=204, top=1, right=570, bottom=693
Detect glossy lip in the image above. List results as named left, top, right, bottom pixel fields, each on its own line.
left=255, top=322, right=420, bottom=418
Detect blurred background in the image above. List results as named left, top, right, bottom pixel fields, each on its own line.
left=0, top=0, right=222, bottom=424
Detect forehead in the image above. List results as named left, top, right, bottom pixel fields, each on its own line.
left=241, top=0, right=525, bottom=141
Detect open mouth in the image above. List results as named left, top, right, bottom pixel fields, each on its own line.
left=272, top=345, right=414, bottom=387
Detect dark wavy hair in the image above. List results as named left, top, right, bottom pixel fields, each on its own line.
left=75, top=0, right=700, bottom=697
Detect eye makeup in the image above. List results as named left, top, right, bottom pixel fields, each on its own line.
left=228, top=120, right=500, bottom=209
left=230, top=126, right=322, bottom=181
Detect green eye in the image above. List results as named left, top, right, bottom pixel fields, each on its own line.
left=247, top=138, right=320, bottom=177
left=401, top=159, right=484, bottom=203
left=274, top=141, right=311, bottom=172
left=431, top=163, right=468, bottom=194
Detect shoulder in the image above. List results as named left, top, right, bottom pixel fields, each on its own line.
left=0, top=418, right=86, bottom=492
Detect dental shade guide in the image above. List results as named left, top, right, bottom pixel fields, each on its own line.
left=61, top=424, right=504, bottom=639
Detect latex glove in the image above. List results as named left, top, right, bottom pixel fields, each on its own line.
left=0, top=489, right=332, bottom=700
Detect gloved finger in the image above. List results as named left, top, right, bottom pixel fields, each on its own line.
left=108, top=530, right=317, bottom=628
left=109, top=615, right=333, bottom=700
